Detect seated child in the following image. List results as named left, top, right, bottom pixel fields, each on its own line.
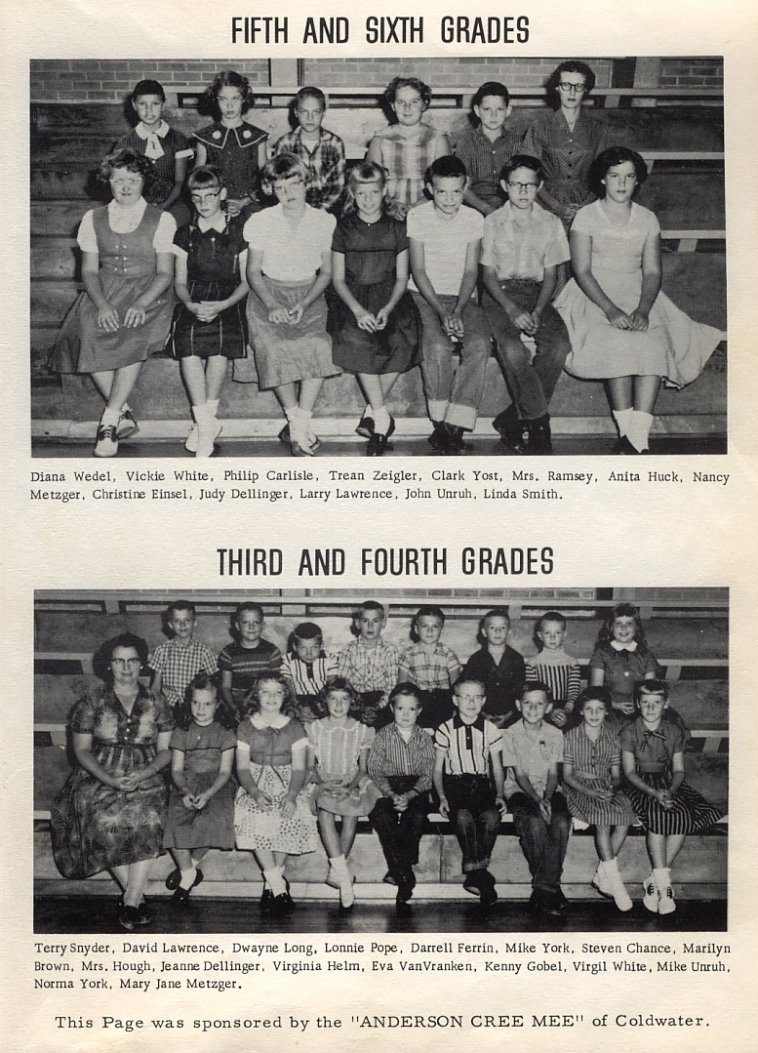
left=368, top=684, right=436, bottom=914
left=150, top=600, right=217, bottom=710
left=408, top=155, right=490, bottom=452
left=218, top=603, right=283, bottom=719
left=525, top=610, right=581, bottom=728
left=281, top=622, right=338, bottom=723
left=482, top=155, right=571, bottom=454
left=433, top=678, right=506, bottom=908
left=462, top=608, right=525, bottom=728
left=502, top=682, right=571, bottom=917
left=398, top=605, right=462, bottom=728
left=273, top=87, right=346, bottom=212
left=337, top=601, right=400, bottom=726
left=589, top=603, right=662, bottom=728
left=455, top=81, right=523, bottom=216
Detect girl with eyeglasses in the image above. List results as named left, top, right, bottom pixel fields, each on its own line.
left=169, top=165, right=249, bottom=457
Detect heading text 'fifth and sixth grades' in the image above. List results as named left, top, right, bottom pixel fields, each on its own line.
left=230, top=15, right=530, bottom=47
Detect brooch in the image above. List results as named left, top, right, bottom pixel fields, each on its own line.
left=212, top=130, right=222, bottom=140
left=243, top=129, right=252, bottom=139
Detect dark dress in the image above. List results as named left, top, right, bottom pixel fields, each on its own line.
left=169, top=215, right=248, bottom=359
left=115, top=126, right=191, bottom=206
left=163, top=721, right=236, bottom=849
left=329, top=212, right=420, bottom=374
left=50, top=685, right=174, bottom=879
left=193, top=122, right=267, bottom=208
left=462, top=645, right=526, bottom=725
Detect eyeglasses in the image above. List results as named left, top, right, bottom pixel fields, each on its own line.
left=457, top=694, right=485, bottom=703
left=507, top=182, right=539, bottom=192
left=190, top=190, right=221, bottom=203
left=558, top=82, right=587, bottom=93
left=272, top=177, right=304, bottom=192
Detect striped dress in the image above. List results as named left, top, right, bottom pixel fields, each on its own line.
left=562, top=723, right=636, bottom=825
left=619, top=718, right=724, bottom=835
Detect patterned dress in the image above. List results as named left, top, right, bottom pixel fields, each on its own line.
left=369, top=123, right=444, bottom=207
left=163, top=721, right=236, bottom=849
left=562, top=723, right=636, bottom=825
left=51, top=685, right=174, bottom=879
left=193, top=122, right=267, bottom=206
left=306, top=718, right=380, bottom=816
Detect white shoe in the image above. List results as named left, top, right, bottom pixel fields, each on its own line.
left=184, top=423, right=199, bottom=453
left=94, top=424, right=118, bottom=458
left=610, top=877, right=633, bottom=912
left=657, top=884, right=676, bottom=915
left=592, top=864, right=612, bottom=896
left=642, top=873, right=659, bottom=913
left=196, top=419, right=222, bottom=458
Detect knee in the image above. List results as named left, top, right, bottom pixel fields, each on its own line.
left=496, top=336, right=530, bottom=368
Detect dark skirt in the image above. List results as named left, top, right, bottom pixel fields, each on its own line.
left=170, top=280, right=247, bottom=360
left=625, top=771, right=725, bottom=835
left=163, top=771, right=236, bottom=850
left=330, top=279, right=421, bottom=375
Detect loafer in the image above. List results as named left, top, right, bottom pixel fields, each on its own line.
left=355, top=415, right=374, bottom=439
left=260, top=889, right=274, bottom=913
left=172, top=887, right=192, bottom=908
left=165, top=868, right=181, bottom=890
left=135, top=900, right=153, bottom=926
left=395, top=896, right=413, bottom=917
left=367, top=433, right=392, bottom=456
left=117, top=902, right=140, bottom=932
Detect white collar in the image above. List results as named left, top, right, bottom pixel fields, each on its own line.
left=135, top=120, right=169, bottom=140
left=610, top=640, right=638, bottom=652
left=251, top=712, right=288, bottom=730
left=108, top=197, right=147, bottom=216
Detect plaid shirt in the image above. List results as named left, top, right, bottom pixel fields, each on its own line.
left=337, top=637, right=400, bottom=707
left=368, top=722, right=435, bottom=796
left=149, top=637, right=217, bottom=708
left=398, top=641, right=462, bottom=692
left=273, top=126, right=346, bottom=211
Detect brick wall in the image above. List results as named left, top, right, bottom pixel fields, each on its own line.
left=301, top=57, right=614, bottom=89
left=659, top=58, right=724, bottom=88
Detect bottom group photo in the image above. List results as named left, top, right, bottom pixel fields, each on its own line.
left=33, top=586, right=728, bottom=935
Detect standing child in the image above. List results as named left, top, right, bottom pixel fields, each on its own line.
left=194, top=70, right=267, bottom=218
left=408, top=154, right=490, bottom=452
left=307, top=679, right=379, bottom=911
left=482, top=155, right=571, bottom=455
left=556, top=147, right=722, bottom=453
left=525, top=610, right=581, bottom=728
left=234, top=674, right=317, bottom=914
left=281, top=622, right=338, bottom=724
left=218, top=603, right=283, bottom=720
left=114, top=79, right=193, bottom=214
left=620, top=681, right=724, bottom=914
left=502, top=682, right=572, bottom=917
left=366, top=76, right=449, bottom=217
left=398, top=605, right=462, bottom=728
left=368, top=684, right=435, bottom=914
left=433, top=678, right=506, bottom=908
left=150, top=600, right=217, bottom=710
left=273, top=87, right=346, bottom=212
left=337, top=601, right=400, bottom=727
left=330, top=162, right=421, bottom=455
left=455, top=82, right=523, bottom=216
left=589, top=603, right=661, bottom=728
left=162, top=673, right=236, bottom=906
left=170, top=165, right=249, bottom=457
left=462, top=608, right=525, bottom=728
left=51, top=148, right=175, bottom=457
left=562, top=687, right=636, bottom=911
left=245, top=153, right=339, bottom=456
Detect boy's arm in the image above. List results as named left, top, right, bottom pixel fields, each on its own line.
left=452, top=238, right=482, bottom=323
left=433, top=748, right=449, bottom=816
left=490, top=749, right=507, bottom=812
left=409, top=238, right=446, bottom=319
left=380, top=646, right=400, bottom=707
left=533, top=265, right=558, bottom=319
left=320, top=138, right=346, bottom=211
left=367, top=735, right=393, bottom=797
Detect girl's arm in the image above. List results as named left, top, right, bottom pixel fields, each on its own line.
left=562, top=758, right=595, bottom=796
left=162, top=154, right=189, bottom=211
left=170, top=748, right=194, bottom=807
left=668, top=751, right=685, bottom=798
left=433, top=748, right=449, bottom=816
left=366, top=137, right=383, bottom=167
left=332, top=251, right=379, bottom=331
left=571, top=229, right=634, bottom=330
left=196, top=253, right=251, bottom=322
left=609, top=760, right=622, bottom=792
left=346, top=746, right=371, bottom=791
left=376, top=247, right=411, bottom=327
left=174, top=253, right=203, bottom=316
left=123, top=251, right=174, bottom=328
left=621, top=748, right=670, bottom=805
left=629, top=233, right=662, bottom=331
left=220, top=669, right=236, bottom=711
left=81, top=251, right=119, bottom=332
left=193, top=749, right=235, bottom=809
left=589, top=666, right=605, bottom=688
left=306, top=744, right=323, bottom=786
left=247, top=247, right=291, bottom=324
left=281, top=745, right=308, bottom=817
left=288, top=249, right=333, bottom=325
left=235, top=741, right=270, bottom=803
left=194, top=142, right=208, bottom=168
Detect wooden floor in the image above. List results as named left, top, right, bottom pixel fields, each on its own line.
left=34, top=894, right=727, bottom=935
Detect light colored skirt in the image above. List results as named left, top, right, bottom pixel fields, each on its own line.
left=234, top=763, right=317, bottom=854
left=312, top=772, right=382, bottom=817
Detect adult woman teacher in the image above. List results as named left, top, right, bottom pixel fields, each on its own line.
left=51, top=633, right=174, bottom=931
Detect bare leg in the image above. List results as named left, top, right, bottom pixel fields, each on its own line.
left=105, top=362, right=143, bottom=414
left=90, top=370, right=114, bottom=402
left=298, top=377, right=324, bottom=413
left=595, top=825, right=614, bottom=861
left=665, top=832, right=687, bottom=867
left=633, top=374, right=661, bottom=413
left=646, top=831, right=667, bottom=869
left=172, top=848, right=193, bottom=870
left=110, top=865, right=129, bottom=891
left=339, top=815, right=359, bottom=858
left=180, top=356, right=208, bottom=407
left=123, top=858, right=153, bottom=908
left=205, top=355, right=228, bottom=402
left=318, top=810, right=342, bottom=858
left=610, top=824, right=629, bottom=856
left=605, top=376, right=633, bottom=411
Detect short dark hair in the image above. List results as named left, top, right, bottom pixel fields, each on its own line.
left=351, top=600, right=386, bottom=636
left=477, top=607, right=510, bottom=644
left=410, top=605, right=445, bottom=641
left=132, top=79, right=166, bottom=103
left=472, top=81, right=510, bottom=108
left=389, top=682, right=423, bottom=708
left=235, top=601, right=264, bottom=620
left=427, top=154, right=467, bottom=184
left=576, top=686, right=611, bottom=712
left=500, top=154, right=544, bottom=184
left=636, top=679, right=669, bottom=703
left=537, top=610, right=567, bottom=631
left=545, top=60, right=596, bottom=108
left=204, top=69, right=254, bottom=114
left=296, top=86, right=326, bottom=110
left=187, top=165, right=224, bottom=191
left=520, top=680, right=552, bottom=702
left=167, top=599, right=197, bottom=618
left=590, top=147, right=648, bottom=197
left=94, top=632, right=148, bottom=681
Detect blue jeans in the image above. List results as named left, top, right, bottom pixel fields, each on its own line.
left=509, top=791, right=571, bottom=893
left=444, top=774, right=500, bottom=874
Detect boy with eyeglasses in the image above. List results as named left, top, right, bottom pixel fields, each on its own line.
left=481, top=154, right=571, bottom=454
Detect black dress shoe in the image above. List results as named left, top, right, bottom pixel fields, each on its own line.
left=355, top=415, right=374, bottom=439
left=165, top=868, right=181, bottom=890
left=493, top=404, right=525, bottom=449
left=367, top=433, right=392, bottom=456
left=614, top=436, right=649, bottom=455
left=260, top=888, right=274, bottom=913
left=172, top=887, right=192, bottom=908
left=526, top=414, right=552, bottom=455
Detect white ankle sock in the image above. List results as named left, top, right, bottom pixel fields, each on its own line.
left=628, top=410, right=654, bottom=451
left=372, top=406, right=391, bottom=435
left=264, top=867, right=286, bottom=896
left=612, top=407, right=633, bottom=438
left=179, top=866, right=197, bottom=890
left=206, top=399, right=220, bottom=418
left=101, top=406, right=120, bottom=427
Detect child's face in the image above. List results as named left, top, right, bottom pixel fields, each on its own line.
left=217, top=85, right=244, bottom=123
left=257, top=679, right=286, bottom=717
left=453, top=683, right=486, bottom=723
left=191, top=687, right=218, bottom=726
left=391, top=85, right=425, bottom=126
left=296, top=97, right=324, bottom=135
left=190, top=182, right=226, bottom=220
left=502, top=165, right=541, bottom=211
left=518, top=690, right=550, bottom=726
left=325, top=689, right=352, bottom=720
left=272, top=173, right=307, bottom=212
left=537, top=619, right=565, bottom=651
left=392, top=694, right=421, bottom=729
left=109, top=167, right=144, bottom=207
left=428, top=175, right=466, bottom=218
left=483, top=615, right=509, bottom=647
left=110, top=645, right=142, bottom=687
left=611, top=615, right=637, bottom=645
left=415, top=614, right=443, bottom=646
left=638, top=690, right=668, bottom=725
left=133, top=93, right=165, bottom=128
left=294, top=636, right=321, bottom=663
left=236, top=610, right=263, bottom=646
left=474, top=94, right=510, bottom=133
left=581, top=698, right=607, bottom=729
left=168, top=609, right=196, bottom=642
left=353, top=180, right=384, bottom=219
left=602, top=162, right=638, bottom=205
left=357, top=609, right=385, bottom=644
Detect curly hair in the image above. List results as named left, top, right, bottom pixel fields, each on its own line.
left=203, top=69, right=255, bottom=115
left=242, top=673, right=298, bottom=718
left=94, top=632, right=149, bottom=681
left=98, top=147, right=154, bottom=189
left=597, top=603, right=648, bottom=649
left=174, top=671, right=237, bottom=730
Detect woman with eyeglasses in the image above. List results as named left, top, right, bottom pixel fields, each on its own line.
left=523, top=61, right=612, bottom=230
left=50, top=633, right=174, bottom=931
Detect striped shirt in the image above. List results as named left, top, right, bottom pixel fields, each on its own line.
left=306, top=718, right=375, bottom=780
left=454, top=124, right=524, bottom=205
left=149, top=637, right=217, bottom=708
left=273, top=126, right=346, bottom=211
left=368, top=723, right=435, bottom=795
left=525, top=648, right=581, bottom=707
left=502, top=720, right=564, bottom=798
left=398, top=641, right=462, bottom=692
left=217, top=639, right=283, bottom=706
left=434, top=714, right=503, bottom=775
left=337, top=638, right=400, bottom=707
left=281, top=652, right=339, bottom=699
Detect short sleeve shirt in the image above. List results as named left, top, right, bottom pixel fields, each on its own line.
left=243, top=203, right=335, bottom=281
left=77, top=199, right=176, bottom=254
left=407, top=201, right=483, bottom=296
left=502, top=720, right=564, bottom=798
left=481, top=202, right=570, bottom=281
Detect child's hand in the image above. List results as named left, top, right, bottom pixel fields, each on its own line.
left=280, top=795, right=297, bottom=819
left=437, top=796, right=450, bottom=818
left=657, top=789, right=674, bottom=809
left=375, top=307, right=390, bottom=330
left=550, top=709, right=567, bottom=728
left=496, top=795, right=508, bottom=817
left=615, top=700, right=635, bottom=716
left=594, top=788, right=614, bottom=802
left=182, top=792, right=196, bottom=810
left=512, top=310, right=537, bottom=335
left=539, top=797, right=552, bottom=823
left=225, top=198, right=246, bottom=217
left=96, top=305, right=120, bottom=332
left=562, top=203, right=581, bottom=223
left=355, top=308, right=380, bottom=332
left=392, top=793, right=409, bottom=812
left=197, top=301, right=224, bottom=323
left=606, top=307, right=635, bottom=330
left=268, top=306, right=291, bottom=324
left=628, top=309, right=649, bottom=332
left=443, top=313, right=465, bottom=340
left=287, top=303, right=305, bottom=325
left=117, top=771, right=143, bottom=792
left=193, top=791, right=211, bottom=810
left=252, top=788, right=273, bottom=807
left=123, top=304, right=147, bottom=328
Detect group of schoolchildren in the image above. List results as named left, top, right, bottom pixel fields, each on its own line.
left=120, top=598, right=724, bottom=923
left=52, top=63, right=722, bottom=459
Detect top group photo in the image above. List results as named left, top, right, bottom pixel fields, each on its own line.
left=31, top=55, right=727, bottom=459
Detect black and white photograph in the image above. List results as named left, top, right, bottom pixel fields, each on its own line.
left=31, top=55, right=726, bottom=459
left=34, top=588, right=728, bottom=935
